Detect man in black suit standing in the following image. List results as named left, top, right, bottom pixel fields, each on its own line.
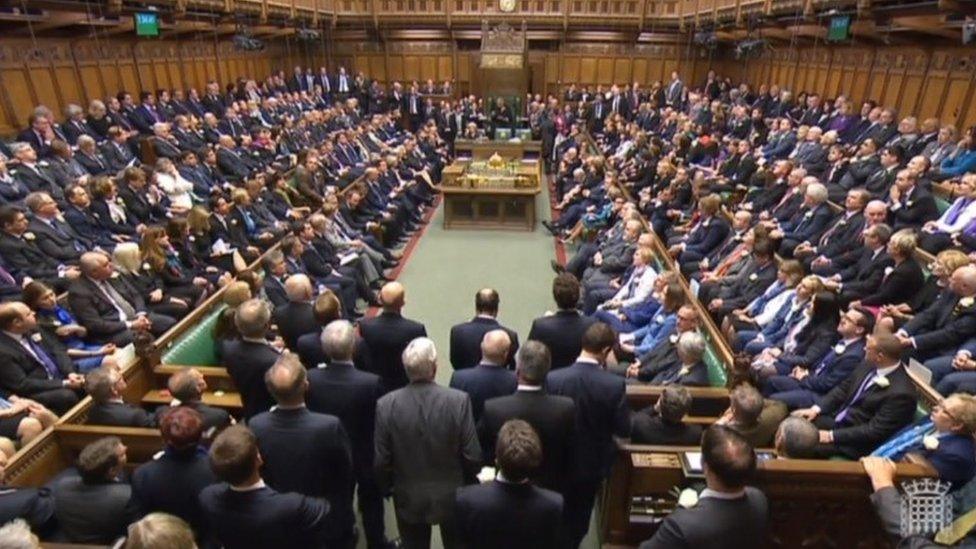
left=359, top=282, right=427, bottom=391
left=68, top=252, right=175, bottom=345
left=249, top=353, right=356, bottom=548
left=793, top=333, right=918, bottom=458
left=84, top=365, right=154, bottom=427
left=222, top=299, right=281, bottom=420
left=639, top=426, right=768, bottom=548
left=309, top=319, right=391, bottom=549
left=273, top=274, right=319, bottom=351
left=449, top=329, right=517, bottom=423
left=450, top=288, right=520, bottom=370
left=479, top=340, right=575, bottom=496
left=546, top=323, right=631, bottom=548
left=199, top=425, right=329, bottom=548
left=528, top=274, right=596, bottom=370
left=0, top=302, right=83, bottom=415
left=456, top=419, right=564, bottom=549
left=375, top=337, right=481, bottom=549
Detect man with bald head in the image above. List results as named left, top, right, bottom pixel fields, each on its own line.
left=449, top=330, right=517, bottom=423
left=450, top=288, right=520, bottom=371
left=249, top=352, right=355, bottom=547
left=272, top=274, right=319, bottom=351
left=67, top=251, right=174, bottom=345
left=358, top=282, right=427, bottom=391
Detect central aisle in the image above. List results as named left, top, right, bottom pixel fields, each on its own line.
left=395, top=193, right=557, bottom=385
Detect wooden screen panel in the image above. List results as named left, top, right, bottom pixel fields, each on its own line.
left=580, top=57, right=597, bottom=84
left=1, top=69, right=33, bottom=129
left=613, top=58, right=631, bottom=84
left=53, top=66, right=84, bottom=107
left=545, top=55, right=559, bottom=85
left=647, top=59, right=664, bottom=83
left=420, top=56, right=437, bottom=81
left=78, top=66, right=105, bottom=105
left=882, top=73, right=903, bottom=110
left=662, top=59, right=678, bottom=83
left=918, top=75, right=947, bottom=121
left=153, top=62, right=171, bottom=91
left=387, top=55, right=403, bottom=82
left=120, top=63, right=141, bottom=96
left=596, top=57, right=614, bottom=84
left=370, top=56, right=387, bottom=82
left=562, top=56, right=581, bottom=84
left=457, top=54, right=471, bottom=82
left=404, top=56, right=422, bottom=82
left=166, top=61, right=184, bottom=91
left=438, top=55, right=452, bottom=81
left=900, top=75, right=924, bottom=118
left=632, top=58, right=648, bottom=85
left=943, top=77, right=972, bottom=128
left=850, top=69, right=871, bottom=104
left=28, top=67, right=59, bottom=114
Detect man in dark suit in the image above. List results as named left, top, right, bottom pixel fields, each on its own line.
left=154, top=368, right=231, bottom=436
left=308, top=319, right=391, bottom=549
left=528, top=274, right=596, bottom=370
left=0, top=205, right=78, bottom=292
left=25, top=192, right=90, bottom=264
left=250, top=353, right=356, bottom=547
left=824, top=224, right=893, bottom=305
left=222, top=299, right=281, bottom=420
left=765, top=307, right=872, bottom=410
left=375, top=337, right=481, bottom=549
left=793, top=333, right=918, bottom=459
left=796, top=189, right=868, bottom=271
left=456, top=419, right=563, bottom=549
left=85, top=365, right=154, bottom=427
left=449, top=329, right=517, bottom=423
left=68, top=252, right=175, bottom=345
left=631, top=385, right=703, bottom=445
left=479, top=340, right=575, bottom=496
left=0, top=451, right=56, bottom=534
left=0, top=302, right=82, bottom=415
left=639, top=426, right=768, bottom=548
left=359, top=282, right=427, bottom=391
left=100, top=127, right=138, bottom=172
left=888, top=169, right=938, bottom=231
left=273, top=274, right=319, bottom=351
left=707, top=238, right=778, bottom=322
left=546, top=323, right=631, bottom=548
left=450, top=288, right=520, bottom=370
left=131, top=407, right=216, bottom=544
left=53, top=436, right=137, bottom=544
left=199, top=425, right=329, bottom=548
left=637, top=331, right=710, bottom=387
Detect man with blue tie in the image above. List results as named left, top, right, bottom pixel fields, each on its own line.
left=0, top=303, right=83, bottom=415
left=792, top=333, right=918, bottom=459
left=546, top=322, right=630, bottom=548
left=871, top=393, right=976, bottom=489
left=764, top=307, right=872, bottom=410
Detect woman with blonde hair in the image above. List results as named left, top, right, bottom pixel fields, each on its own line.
left=113, top=242, right=190, bottom=319
left=212, top=281, right=253, bottom=357
left=123, top=513, right=197, bottom=549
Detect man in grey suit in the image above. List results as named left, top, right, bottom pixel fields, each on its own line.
left=375, top=337, right=481, bottom=549
left=640, top=425, right=768, bottom=548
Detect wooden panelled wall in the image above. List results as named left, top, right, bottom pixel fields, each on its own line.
left=0, top=37, right=305, bottom=136
left=718, top=46, right=976, bottom=131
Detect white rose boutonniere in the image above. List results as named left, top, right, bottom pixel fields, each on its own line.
left=30, top=333, right=43, bottom=343
left=669, top=334, right=679, bottom=344
left=923, top=435, right=939, bottom=451
left=961, top=297, right=975, bottom=308
left=906, top=200, right=914, bottom=208
left=22, top=232, right=34, bottom=241
left=142, top=262, right=152, bottom=271
left=834, top=343, right=846, bottom=354
left=804, top=210, right=813, bottom=219
left=884, top=267, right=894, bottom=277
left=677, top=488, right=699, bottom=509
left=749, top=273, right=758, bottom=282
left=874, top=376, right=890, bottom=388
left=678, top=366, right=690, bottom=377
left=116, top=197, right=125, bottom=206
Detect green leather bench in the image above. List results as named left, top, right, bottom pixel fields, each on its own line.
left=160, top=306, right=226, bottom=367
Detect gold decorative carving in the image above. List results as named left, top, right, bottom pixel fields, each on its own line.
left=480, top=53, right=523, bottom=69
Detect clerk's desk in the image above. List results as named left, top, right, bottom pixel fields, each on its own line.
left=454, top=139, right=541, bottom=160
left=600, top=441, right=936, bottom=548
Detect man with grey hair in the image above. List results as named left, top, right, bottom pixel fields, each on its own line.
left=222, top=299, right=280, bottom=420
left=63, top=104, right=94, bottom=146
left=718, top=383, right=787, bottom=448
left=479, top=340, right=576, bottom=496
left=631, top=385, right=702, bottom=445
left=308, top=319, right=390, bottom=548
left=249, top=352, right=356, bottom=547
left=375, top=336, right=481, bottom=549
left=85, top=365, right=153, bottom=428
left=774, top=180, right=835, bottom=258
left=449, top=329, right=517, bottom=422
left=272, top=274, right=318, bottom=350
left=774, top=416, right=819, bottom=458
left=647, top=331, right=709, bottom=387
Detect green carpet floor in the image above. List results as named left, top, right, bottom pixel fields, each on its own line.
left=360, top=183, right=601, bottom=549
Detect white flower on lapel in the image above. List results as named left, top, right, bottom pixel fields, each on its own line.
left=678, top=366, right=690, bottom=377
left=874, top=376, right=890, bottom=388
left=923, top=435, right=939, bottom=451
left=749, top=273, right=758, bottom=282
left=834, top=343, right=846, bottom=354
left=884, top=267, right=893, bottom=277
left=804, top=210, right=813, bottom=219
left=22, top=232, right=34, bottom=241
left=669, top=334, right=678, bottom=344
left=30, top=333, right=42, bottom=342
left=142, top=262, right=151, bottom=271
left=677, top=488, right=699, bottom=508
left=961, top=297, right=975, bottom=308
left=906, top=201, right=914, bottom=208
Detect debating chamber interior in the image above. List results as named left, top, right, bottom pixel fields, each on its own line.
left=1, top=0, right=976, bottom=547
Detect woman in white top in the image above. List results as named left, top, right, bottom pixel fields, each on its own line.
left=919, top=173, right=976, bottom=254
left=154, top=157, right=194, bottom=212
